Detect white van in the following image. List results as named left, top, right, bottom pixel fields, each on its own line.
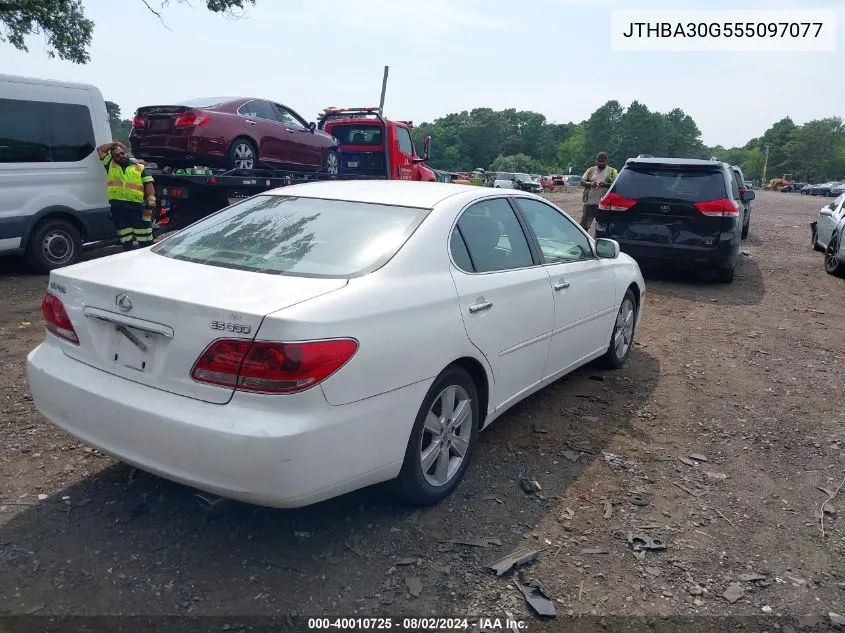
left=0, top=74, right=115, bottom=272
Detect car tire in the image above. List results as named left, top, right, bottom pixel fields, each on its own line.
left=597, top=289, right=638, bottom=369
left=394, top=366, right=480, bottom=506
left=228, top=137, right=258, bottom=170
left=824, top=232, right=845, bottom=277
left=322, top=149, right=340, bottom=175
left=715, top=265, right=735, bottom=283
left=25, top=218, right=83, bottom=274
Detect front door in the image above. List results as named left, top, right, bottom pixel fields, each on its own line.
left=514, top=197, right=617, bottom=378
left=242, top=100, right=290, bottom=165
left=449, top=198, right=554, bottom=411
left=393, top=126, right=415, bottom=180
left=274, top=104, right=319, bottom=167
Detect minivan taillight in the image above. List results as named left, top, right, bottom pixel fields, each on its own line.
left=695, top=199, right=739, bottom=217
left=41, top=292, right=79, bottom=344
left=191, top=338, right=358, bottom=394
left=174, top=111, right=211, bottom=127
left=132, top=115, right=145, bottom=129
left=599, top=192, right=636, bottom=211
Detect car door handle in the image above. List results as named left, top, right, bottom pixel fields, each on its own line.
left=554, top=280, right=571, bottom=291
left=245, top=119, right=257, bottom=126
left=286, top=128, right=295, bottom=133
left=468, top=301, right=493, bottom=313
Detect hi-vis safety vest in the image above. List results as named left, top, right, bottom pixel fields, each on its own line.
left=581, top=165, right=618, bottom=203
left=106, top=161, right=147, bottom=204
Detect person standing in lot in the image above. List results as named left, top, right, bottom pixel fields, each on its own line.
left=580, top=152, right=618, bottom=232
left=96, top=142, right=156, bottom=251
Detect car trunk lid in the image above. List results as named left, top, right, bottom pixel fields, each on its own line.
left=48, top=250, right=347, bottom=404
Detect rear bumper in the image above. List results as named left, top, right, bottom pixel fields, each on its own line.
left=601, top=235, right=739, bottom=269
left=27, top=340, right=428, bottom=508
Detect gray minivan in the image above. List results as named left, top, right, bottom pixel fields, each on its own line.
left=0, top=74, right=114, bottom=272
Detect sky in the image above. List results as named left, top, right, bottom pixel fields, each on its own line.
left=2, top=0, right=843, bottom=149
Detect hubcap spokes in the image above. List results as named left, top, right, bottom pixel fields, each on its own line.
left=420, top=385, right=472, bottom=487
left=613, top=299, right=635, bottom=357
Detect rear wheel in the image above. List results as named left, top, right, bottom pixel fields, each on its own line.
left=824, top=233, right=845, bottom=277
left=25, top=218, right=83, bottom=273
left=597, top=289, right=637, bottom=369
left=395, top=366, right=479, bottom=506
left=228, top=137, right=257, bottom=170
left=322, top=149, right=339, bottom=175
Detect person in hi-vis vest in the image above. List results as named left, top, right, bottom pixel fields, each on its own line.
left=96, top=142, right=156, bottom=251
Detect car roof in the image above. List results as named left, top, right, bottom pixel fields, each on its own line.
left=625, top=157, right=725, bottom=167
left=263, top=180, right=484, bottom=209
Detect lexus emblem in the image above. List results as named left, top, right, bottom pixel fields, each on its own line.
left=115, top=293, right=133, bottom=312
left=659, top=205, right=671, bottom=213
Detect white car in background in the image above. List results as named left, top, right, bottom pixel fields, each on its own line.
left=27, top=181, right=645, bottom=509
left=812, top=193, right=845, bottom=253
left=494, top=172, right=543, bottom=194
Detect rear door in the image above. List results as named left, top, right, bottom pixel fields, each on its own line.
left=448, top=198, right=553, bottom=410
left=326, top=122, right=386, bottom=177
left=600, top=165, right=730, bottom=248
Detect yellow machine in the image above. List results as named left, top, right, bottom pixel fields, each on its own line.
left=767, top=174, right=793, bottom=190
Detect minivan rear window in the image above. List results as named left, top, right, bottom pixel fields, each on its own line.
left=613, top=167, right=727, bottom=202
left=152, top=195, right=429, bottom=278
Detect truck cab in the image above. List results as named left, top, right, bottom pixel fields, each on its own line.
left=318, top=107, right=435, bottom=182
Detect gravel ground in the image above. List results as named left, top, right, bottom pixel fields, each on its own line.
left=0, top=190, right=843, bottom=630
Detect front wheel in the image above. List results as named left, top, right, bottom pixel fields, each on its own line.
left=395, top=366, right=480, bottom=506
left=824, top=233, right=845, bottom=277
left=597, top=289, right=637, bottom=369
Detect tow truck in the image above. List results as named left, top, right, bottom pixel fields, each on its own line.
left=151, top=107, right=433, bottom=234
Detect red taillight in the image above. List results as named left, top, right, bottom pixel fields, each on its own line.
left=132, top=115, right=144, bottom=129
left=694, top=199, right=739, bottom=216
left=599, top=192, right=637, bottom=211
left=191, top=338, right=358, bottom=394
left=41, top=292, right=79, bottom=344
left=174, top=111, right=211, bottom=127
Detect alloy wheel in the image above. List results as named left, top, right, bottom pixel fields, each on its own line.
left=233, top=143, right=255, bottom=169
left=419, top=385, right=472, bottom=487
left=613, top=297, right=636, bottom=359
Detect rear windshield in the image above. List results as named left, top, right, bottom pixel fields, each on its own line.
left=613, top=167, right=727, bottom=202
left=151, top=195, right=429, bottom=278
left=329, top=125, right=383, bottom=146
left=176, top=97, right=233, bottom=108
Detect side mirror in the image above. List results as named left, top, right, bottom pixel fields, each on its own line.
left=595, top=238, right=620, bottom=259
left=414, top=135, right=431, bottom=163
left=308, top=121, right=317, bottom=133
left=743, top=190, right=755, bottom=201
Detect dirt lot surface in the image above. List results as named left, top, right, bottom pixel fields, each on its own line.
left=1, top=190, right=843, bottom=629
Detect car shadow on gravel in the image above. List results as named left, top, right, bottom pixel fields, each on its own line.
left=639, top=257, right=765, bottom=307
left=0, top=351, right=661, bottom=615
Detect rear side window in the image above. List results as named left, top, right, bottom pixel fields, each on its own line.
left=612, top=166, right=728, bottom=202
left=455, top=198, right=534, bottom=273
left=329, top=126, right=383, bottom=146
left=152, top=195, right=429, bottom=278
left=0, top=98, right=95, bottom=163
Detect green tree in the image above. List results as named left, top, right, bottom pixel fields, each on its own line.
left=105, top=100, right=132, bottom=144
left=556, top=124, right=586, bottom=173
left=1, top=0, right=256, bottom=64
left=490, top=153, right=547, bottom=174
left=583, top=100, right=624, bottom=163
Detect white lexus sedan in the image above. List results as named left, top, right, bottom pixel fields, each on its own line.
left=27, top=181, right=645, bottom=509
